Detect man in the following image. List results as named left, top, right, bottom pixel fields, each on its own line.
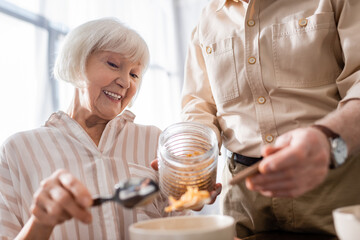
left=181, top=0, right=360, bottom=237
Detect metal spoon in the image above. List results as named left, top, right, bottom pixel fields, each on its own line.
left=92, top=177, right=159, bottom=208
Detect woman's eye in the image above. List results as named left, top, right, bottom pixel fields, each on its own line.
left=107, top=61, right=118, bottom=68
left=130, top=73, right=139, bottom=79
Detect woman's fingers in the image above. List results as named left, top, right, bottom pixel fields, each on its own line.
left=31, top=189, right=71, bottom=225
left=31, top=203, right=58, bottom=227
left=150, top=159, right=159, bottom=171
left=58, top=171, right=92, bottom=208
left=190, top=183, right=222, bottom=211
left=209, top=183, right=222, bottom=204
left=31, top=191, right=60, bottom=226
left=31, top=169, right=93, bottom=227
left=48, top=185, right=92, bottom=224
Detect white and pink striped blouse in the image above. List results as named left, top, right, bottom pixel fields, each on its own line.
left=0, top=110, right=178, bottom=240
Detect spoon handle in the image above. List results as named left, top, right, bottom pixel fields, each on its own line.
left=229, top=161, right=261, bottom=185
left=92, top=197, right=113, bottom=207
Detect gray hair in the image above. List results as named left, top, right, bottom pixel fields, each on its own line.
left=54, top=17, right=150, bottom=88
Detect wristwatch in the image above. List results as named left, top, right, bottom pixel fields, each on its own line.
left=311, top=124, right=348, bottom=169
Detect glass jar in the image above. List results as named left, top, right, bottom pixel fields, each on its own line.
left=158, top=122, right=218, bottom=199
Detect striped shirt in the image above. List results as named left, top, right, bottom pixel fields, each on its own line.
left=0, top=110, right=179, bottom=240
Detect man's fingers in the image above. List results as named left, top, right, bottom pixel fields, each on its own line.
left=259, top=147, right=303, bottom=173
left=246, top=174, right=295, bottom=192
left=261, top=145, right=281, bottom=157
left=258, top=188, right=305, bottom=198
left=274, top=133, right=292, bottom=148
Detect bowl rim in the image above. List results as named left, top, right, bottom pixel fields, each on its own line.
left=333, top=204, right=360, bottom=223
left=333, top=204, right=360, bottom=214
left=129, top=214, right=235, bottom=235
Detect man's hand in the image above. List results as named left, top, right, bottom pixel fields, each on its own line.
left=246, top=127, right=331, bottom=198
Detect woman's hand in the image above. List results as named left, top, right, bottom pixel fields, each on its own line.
left=151, top=159, right=222, bottom=211
left=30, top=169, right=93, bottom=228
left=192, top=183, right=222, bottom=211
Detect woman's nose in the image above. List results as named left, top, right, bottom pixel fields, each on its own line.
left=115, top=75, right=130, bottom=89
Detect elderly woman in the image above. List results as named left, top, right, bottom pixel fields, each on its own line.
left=0, top=18, right=179, bottom=240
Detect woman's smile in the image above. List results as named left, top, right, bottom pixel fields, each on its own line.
left=103, top=90, right=122, bottom=101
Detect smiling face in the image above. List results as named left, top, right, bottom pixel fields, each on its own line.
left=78, top=50, right=142, bottom=121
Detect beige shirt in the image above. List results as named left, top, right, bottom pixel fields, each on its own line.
left=0, top=110, right=179, bottom=240
left=181, top=0, right=360, bottom=157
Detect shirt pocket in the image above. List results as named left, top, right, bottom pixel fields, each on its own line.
left=202, top=38, right=239, bottom=104
left=272, top=12, right=341, bottom=88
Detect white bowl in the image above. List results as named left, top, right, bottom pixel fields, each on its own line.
left=333, top=205, right=360, bottom=240
left=129, top=215, right=235, bottom=240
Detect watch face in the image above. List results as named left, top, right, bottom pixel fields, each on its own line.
left=332, top=137, right=348, bottom=166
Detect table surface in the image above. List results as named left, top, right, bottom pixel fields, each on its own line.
left=238, top=232, right=338, bottom=240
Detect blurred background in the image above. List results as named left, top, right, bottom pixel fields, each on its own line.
left=0, top=0, right=225, bottom=214
left=0, top=0, right=211, bottom=144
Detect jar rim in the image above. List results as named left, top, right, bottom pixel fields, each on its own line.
left=159, top=122, right=218, bottom=165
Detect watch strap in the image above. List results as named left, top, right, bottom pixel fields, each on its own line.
left=311, top=124, right=339, bottom=169
left=311, top=124, right=339, bottom=139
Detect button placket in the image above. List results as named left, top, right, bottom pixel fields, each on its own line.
left=247, top=19, right=255, bottom=27
left=244, top=1, right=279, bottom=146
left=257, top=96, right=266, bottom=104
left=248, top=57, right=256, bottom=64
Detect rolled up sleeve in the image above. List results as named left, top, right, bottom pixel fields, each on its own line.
left=181, top=26, right=222, bottom=146
left=336, top=0, right=360, bottom=106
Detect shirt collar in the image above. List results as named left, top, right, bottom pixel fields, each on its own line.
left=47, top=109, right=136, bottom=128
left=216, top=0, right=245, bottom=12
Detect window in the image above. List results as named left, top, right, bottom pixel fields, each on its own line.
left=0, top=1, right=67, bottom=144
left=0, top=0, right=209, bottom=143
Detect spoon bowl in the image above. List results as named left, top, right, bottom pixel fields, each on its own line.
left=92, top=177, right=159, bottom=208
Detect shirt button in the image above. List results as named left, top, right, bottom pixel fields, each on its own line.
left=206, top=46, right=212, bottom=55
left=298, top=18, right=308, bottom=27
left=248, top=57, right=256, bottom=64
left=257, top=96, right=266, bottom=104
left=247, top=19, right=255, bottom=27
left=265, top=134, right=274, bottom=143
